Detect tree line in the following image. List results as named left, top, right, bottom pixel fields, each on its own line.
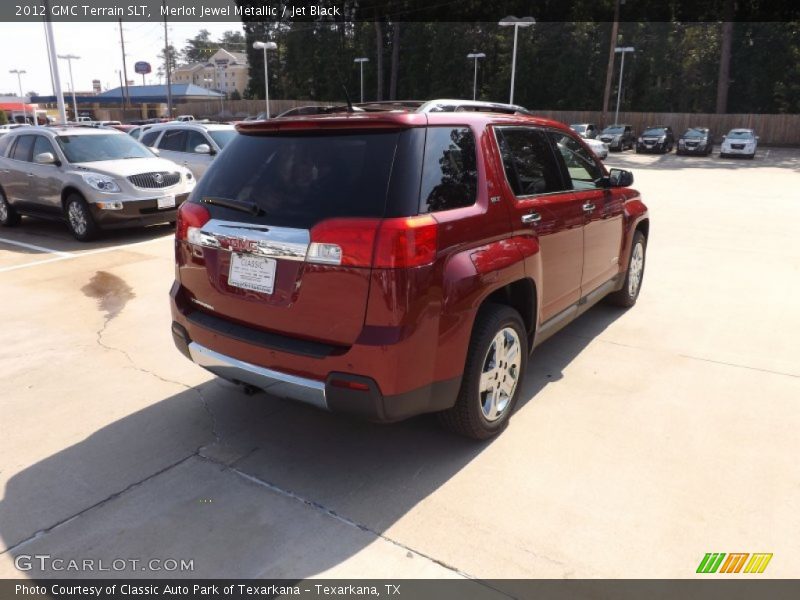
left=163, top=2, right=800, bottom=115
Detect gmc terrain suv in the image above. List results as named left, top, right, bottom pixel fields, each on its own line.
left=170, top=102, right=649, bottom=439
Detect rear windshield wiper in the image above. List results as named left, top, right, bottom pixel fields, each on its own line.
left=200, top=196, right=262, bottom=216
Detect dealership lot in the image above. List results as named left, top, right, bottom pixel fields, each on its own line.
left=0, top=148, right=798, bottom=579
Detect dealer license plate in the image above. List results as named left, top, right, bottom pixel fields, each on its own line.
left=228, top=253, right=276, bottom=295
left=157, top=195, right=176, bottom=209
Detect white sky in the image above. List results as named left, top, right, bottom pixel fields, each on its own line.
left=0, top=21, right=244, bottom=96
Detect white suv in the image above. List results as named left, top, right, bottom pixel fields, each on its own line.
left=140, top=123, right=236, bottom=179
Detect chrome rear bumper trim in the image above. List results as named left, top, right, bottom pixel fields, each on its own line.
left=188, top=342, right=328, bottom=410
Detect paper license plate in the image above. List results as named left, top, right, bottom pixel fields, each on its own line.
left=157, top=195, right=176, bottom=209
left=228, top=253, right=276, bottom=295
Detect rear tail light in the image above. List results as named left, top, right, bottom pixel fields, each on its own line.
left=307, top=215, right=438, bottom=269
left=374, top=215, right=438, bottom=268
left=175, top=202, right=211, bottom=243
left=307, top=218, right=380, bottom=267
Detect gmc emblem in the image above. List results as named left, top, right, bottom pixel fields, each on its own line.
left=220, top=237, right=259, bottom=253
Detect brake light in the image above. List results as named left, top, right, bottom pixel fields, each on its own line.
left=307, top=215, right=438, bottom=269
left=374, top=215, right=438, bottom=268
left=175, top=202, right=210, bottom=243
left=308, top=218, right=380, bottom=267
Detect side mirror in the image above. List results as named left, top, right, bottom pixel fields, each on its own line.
left=756, top=135, right=760, bottom=141
left=194, top=144, right=212, bottom=154
left=34, top=152, right=58, bottom=165
left=609, top=168, right=634, bottom=187
left=150, top=147, right=160, bottom=156
left=722, top=135, right=727, bottom=140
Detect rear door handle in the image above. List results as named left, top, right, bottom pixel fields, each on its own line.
left=582, top=202, right=596, bottom=212
left=521, top=212, right=541, bottom=224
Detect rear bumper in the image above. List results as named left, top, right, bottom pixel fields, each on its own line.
left=170, top=317, right=460, bottom=424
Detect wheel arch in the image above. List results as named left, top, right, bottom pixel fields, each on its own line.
left=480, top=277, right=538, bottom=352
left=61, top=186, right=86, bottom=209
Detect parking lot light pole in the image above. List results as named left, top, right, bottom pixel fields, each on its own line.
left=9, top=69, right=28, bottom=124
left=354, top=57, right=369, bottom=103
left=466, top=52, right=486, bottom=101
left=57, top=54, right=80, bottom=123
left=498, top=16, right=535, bottom=105
left=253, top=41, right=277, bottom=118
left=614, top=46, right=635, bottom=125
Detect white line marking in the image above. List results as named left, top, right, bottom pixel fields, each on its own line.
left=0, top=234, right=173, bottom=274
left=0, top=237, right=72, bottom=257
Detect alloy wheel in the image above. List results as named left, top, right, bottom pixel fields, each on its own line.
left=68, top=202, right=88, bottom=236
left=628, top=241, right=645, bottom=297
left=479, top=327, right=522, bottom=422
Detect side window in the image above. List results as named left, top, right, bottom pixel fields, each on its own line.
left=159, top=129, right=187, bottom=152
left=140, top=130, right=160, bottom=147
left=129, top=128, right=140, bottom=140
left=11, top=135, right=35, bottom=162
left=185, top=130, right=209, bottom=153
left=549, top=132, right=604, bottom=190
left=495, top=127, right=565, bottom=196
left=0, top=135, right=12, bottom=157
left=419, top=127, right=477, bottom=213
left=32, top=136, right=57, bottom=159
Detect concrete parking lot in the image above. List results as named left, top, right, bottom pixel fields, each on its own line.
left=0, top=148, right=798, bottom=580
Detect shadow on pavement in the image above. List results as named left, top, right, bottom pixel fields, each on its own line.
left=0, top=305, right=625, bottom=578
left=0, top=219, right=174, bottom=255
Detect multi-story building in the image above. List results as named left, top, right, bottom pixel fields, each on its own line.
left=172, top=48, right=249, bottom=97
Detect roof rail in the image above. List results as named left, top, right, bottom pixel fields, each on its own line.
left=416, top=99, right=535, bottom=116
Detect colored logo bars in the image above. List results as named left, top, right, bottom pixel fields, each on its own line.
left=697, top=553, right=773, bottom=574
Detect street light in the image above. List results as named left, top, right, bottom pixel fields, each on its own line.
left=253, top=40, right=278, bottom=118
left=466, top=52, right=486, bottom=101
left=614, top=46, right=635, bottom=125
left=353, top=57, right=369, bottom=103
left=9, top=69, right=28, bottom=125
left=498, top=16, right=535, bottom=105
left=58, top=54, right=80, bottom=123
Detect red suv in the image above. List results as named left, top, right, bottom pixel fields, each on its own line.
left=170, top=104, right=649, bottom=439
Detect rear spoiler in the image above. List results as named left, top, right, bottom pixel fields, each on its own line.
left=235, top=113, right=426, bottom=134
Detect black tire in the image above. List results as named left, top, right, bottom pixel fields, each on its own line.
left=0, top=188, right=21, bottom=227
left=64, top=193, right=100, bottom=241
left=747, top=152, right=755, bottom=160
left=607, top=230, right=647, bottom=308
left=438, top=304, right=528, bottom=440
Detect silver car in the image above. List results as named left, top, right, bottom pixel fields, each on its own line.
left=139, top=122, right=236, bottom=180
left=0, top=126, right=195, bottom=241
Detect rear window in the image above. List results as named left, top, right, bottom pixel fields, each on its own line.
left=193, top=131, right=403, bottom=229
left=418, top=127, right=477, bottom=213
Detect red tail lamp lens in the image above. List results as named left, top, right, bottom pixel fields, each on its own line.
left=176, top=202, right=211, bottom=242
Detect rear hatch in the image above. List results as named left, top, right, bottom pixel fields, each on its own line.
left=175, top=116, right=426, bottom=347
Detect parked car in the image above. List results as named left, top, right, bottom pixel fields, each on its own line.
left=583, top=137, right=609, bottom=160
left=598, top=124, right=635, bottom=151
left=175, top=115, right=196, bottom=122
left=139, top=122, right=236, bottom=180
left=636, top=126, right=675, bottom=154
left=720, top=128, right=758, bottom=159
left=676, top=127, right=713, bottom=156
left=169, top=102, right=649, bottom=439
left=570, top=123, right=598, bottom=139
left=0, top=126, right=195, bottom=241
left=127, top=124, right=157, bottom=140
